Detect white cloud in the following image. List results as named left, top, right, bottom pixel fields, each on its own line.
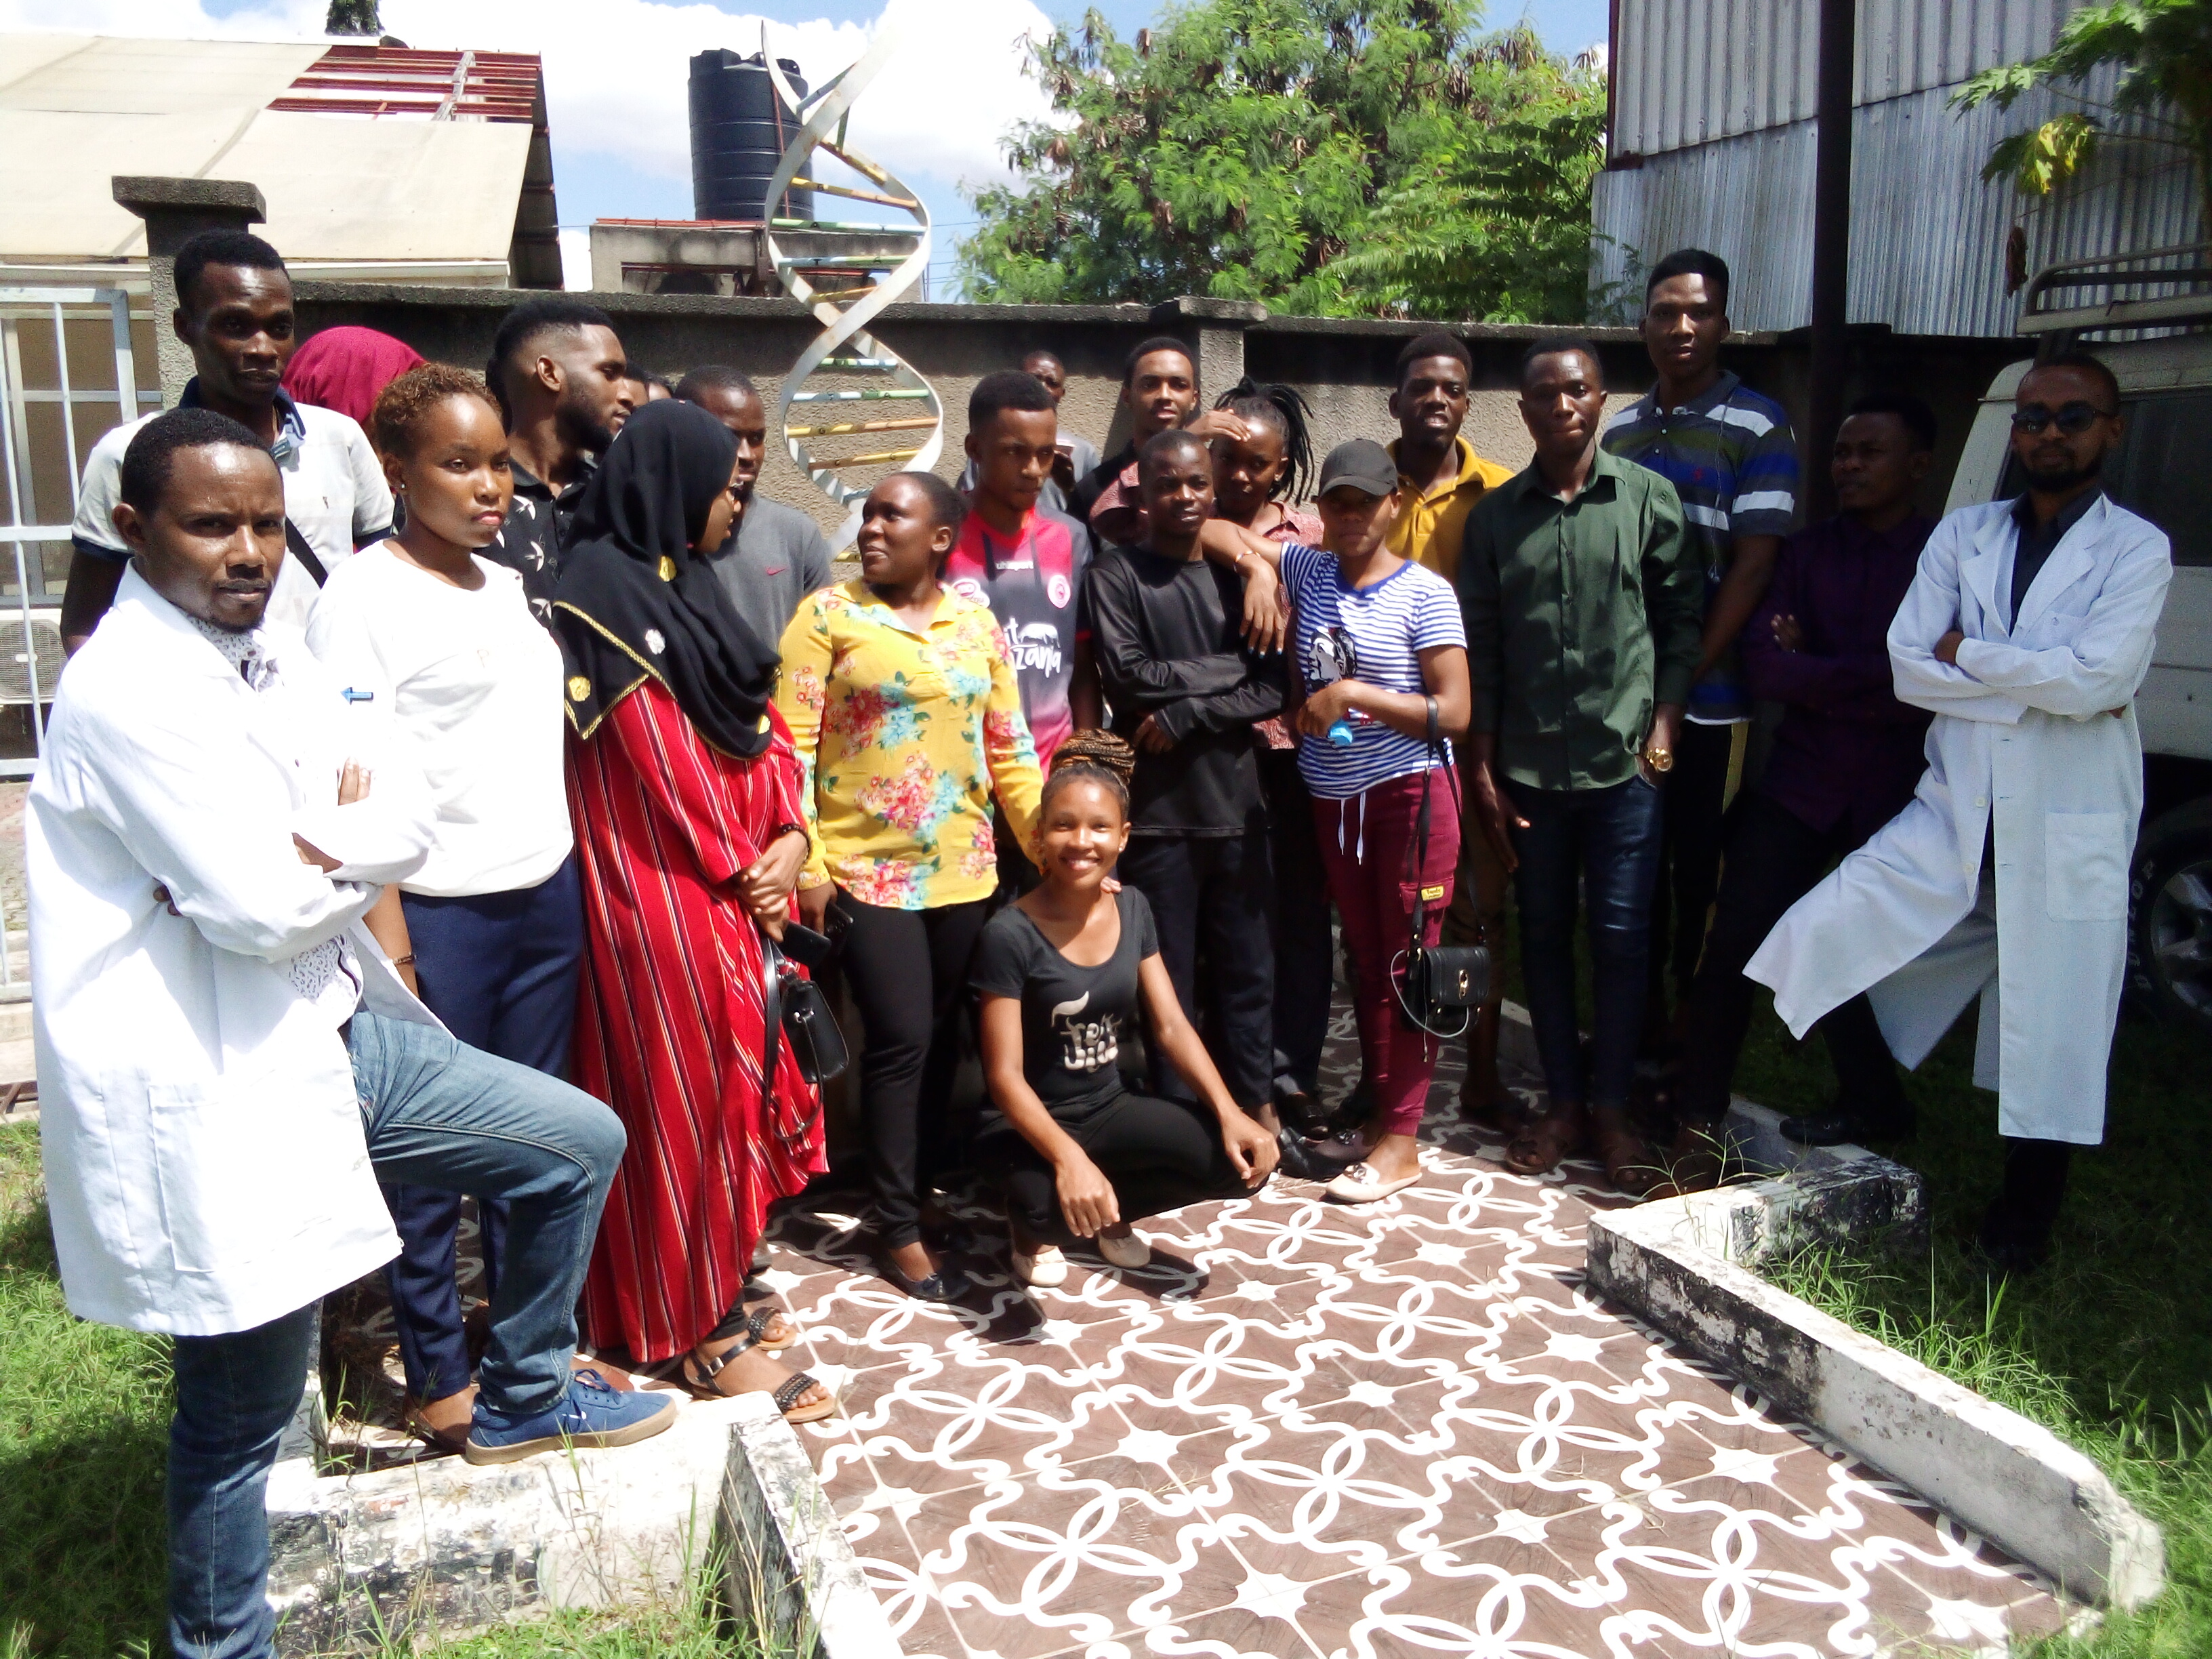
left=0, top=0, right=1054, bottom=206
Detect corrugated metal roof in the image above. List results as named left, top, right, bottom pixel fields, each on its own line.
left=1592, top=70, right=2200, bottom=336
left=1611, top=0, right=2079, bottom=159
left=0, top=33, right=541, bottom=268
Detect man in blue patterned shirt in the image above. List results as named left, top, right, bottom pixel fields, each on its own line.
left=1603, top=249, right=1799, bottom=1044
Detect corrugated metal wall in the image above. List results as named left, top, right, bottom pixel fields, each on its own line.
left=1611, top=0, right=2077, bottom=158
left=1592, top=73, right=2200, bottom=335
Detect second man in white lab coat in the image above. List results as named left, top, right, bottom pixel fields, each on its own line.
left=1746, top=354, right=2171, bottom=1275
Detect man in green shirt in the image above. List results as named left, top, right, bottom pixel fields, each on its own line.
left=1460, top=338, right=1701, bottom=1195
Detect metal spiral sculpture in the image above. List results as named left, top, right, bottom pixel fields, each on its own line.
left=764, top=29, right=938, bottom=550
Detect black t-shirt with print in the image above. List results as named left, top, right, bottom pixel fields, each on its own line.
left=970, top=886, right=1158, bottom=1130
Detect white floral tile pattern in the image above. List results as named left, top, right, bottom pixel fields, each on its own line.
left=762, top=1015, right=2067, bottom=1658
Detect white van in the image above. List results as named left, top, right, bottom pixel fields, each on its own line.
left=1946, top=247, right=2212, bottom=1034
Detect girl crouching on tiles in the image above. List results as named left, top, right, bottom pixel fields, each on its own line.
left=969, top=732, right=1280, bottom=1286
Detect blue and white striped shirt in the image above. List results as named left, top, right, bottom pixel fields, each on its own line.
left=1280, top=542, right=1466, bottom=800
left=1603, top=369, right=1799, bottom=723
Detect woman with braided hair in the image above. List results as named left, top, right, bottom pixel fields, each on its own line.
left=970, top=732, right=1279, bottom=1287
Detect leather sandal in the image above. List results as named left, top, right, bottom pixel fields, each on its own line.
left=681, top=1334, right=839, bottom=1424
left=1645, top=1121, right=1730, bottom=1200
left=1591, top=1109, right=1664, bottom=1199
left=1502, top=1105, right=1586, bottom=1176
left=731, top=1306, right=797, bottom=1352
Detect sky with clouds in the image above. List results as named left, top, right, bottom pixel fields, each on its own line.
left=0, top=0, right=1608, bottom=293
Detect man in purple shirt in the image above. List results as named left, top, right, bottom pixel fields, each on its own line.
left=1657, top=394, right=1940, bottom=1187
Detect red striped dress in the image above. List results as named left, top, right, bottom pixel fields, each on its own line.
left=569, top=679, right=824, bottom=1363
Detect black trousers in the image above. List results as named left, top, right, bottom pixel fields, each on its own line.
left=1674, top=792, right=1907, bottom=1124
left=979, top=1090, right=1252, bottom=1241
left=1648, top=718, right=1738, bottom=1009
left=1261, top=749, right=1333, bottom=1101
left=838, top=893, right=992, bottom=1251
left=1117, top=827, right=1275, bottom=1109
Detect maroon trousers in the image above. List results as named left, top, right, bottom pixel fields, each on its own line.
left=1313, top=767, right=1460, bottom=1137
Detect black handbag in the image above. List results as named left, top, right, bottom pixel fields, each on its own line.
left=758, top=925, right=846, bottom=1153
left=1393, top=697, right=1492, bottom=1039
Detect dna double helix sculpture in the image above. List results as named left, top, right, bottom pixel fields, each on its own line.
left=764, top=30, right=939, bottom=550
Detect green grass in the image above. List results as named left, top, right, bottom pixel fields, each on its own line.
left=0, top=1121, right=773, bottom=1658
left=1736, top=995, right=2212, bottom=1656
left=0, top=1120, right=171, bottom=1657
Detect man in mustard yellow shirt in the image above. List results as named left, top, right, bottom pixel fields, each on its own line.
left=1383, top=333, right=1517, bottom=1126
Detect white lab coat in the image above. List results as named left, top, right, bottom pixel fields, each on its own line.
left=29, top=569, right=441, bottom=1336
left=1746, top=494, right=2171, bottom=1144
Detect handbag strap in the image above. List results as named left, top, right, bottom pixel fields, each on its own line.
left=283, top=518, right=329, bottom=588
left=758, top=927, right=783, bottom=1106
left=1406, top=696, right=1440, bottom=958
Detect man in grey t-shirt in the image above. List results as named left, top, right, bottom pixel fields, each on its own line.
left=676, top=365, right=834, bottom=649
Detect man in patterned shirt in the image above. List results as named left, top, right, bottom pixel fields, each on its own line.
left=1602, top=249, right=1799, bottom=1046
left=483, top=298, right=633, bottom=627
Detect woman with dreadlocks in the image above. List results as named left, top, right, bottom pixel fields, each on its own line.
left=1206, top=380, right=1337, bottom=1136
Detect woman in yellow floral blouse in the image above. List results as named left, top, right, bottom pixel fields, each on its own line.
left=779, top=471, right=1044, bottom=1300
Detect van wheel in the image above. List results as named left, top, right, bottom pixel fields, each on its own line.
left=2129, top=802, right=2212, bottom=1036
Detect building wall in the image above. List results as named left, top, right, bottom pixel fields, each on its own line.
left=1610, top=0, right=2076, bottom=159
left=1593, top=69, right=2202, bottom=335
left=290, top=284, right=2026, bottom=548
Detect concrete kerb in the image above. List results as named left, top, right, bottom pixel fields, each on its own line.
left=1500, top=992, right=2167, bottom=1612
left=264, top=1389, right=902, bottom=1656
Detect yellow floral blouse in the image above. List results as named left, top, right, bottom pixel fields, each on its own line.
left=776, top=579, right=1044, bottom=910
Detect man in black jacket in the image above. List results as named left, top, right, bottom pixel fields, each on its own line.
left=1082, top=430, right=1288, bottom=1111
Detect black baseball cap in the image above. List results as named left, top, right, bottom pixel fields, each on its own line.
left=1316, top=438, right=1398, bottom=498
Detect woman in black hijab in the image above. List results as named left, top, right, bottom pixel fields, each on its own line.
left=555, top=399, right=835, bottom=1423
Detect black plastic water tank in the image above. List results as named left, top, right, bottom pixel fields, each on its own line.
left=689, top=49, right=813, bottom=222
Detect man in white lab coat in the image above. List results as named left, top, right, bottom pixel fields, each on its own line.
left=1747, top=354, right=2172, bottom=1274
left=29, top=409, right=678, bottom=1659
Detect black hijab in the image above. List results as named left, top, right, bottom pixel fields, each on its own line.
left=552, top=398, right=780, bottom=760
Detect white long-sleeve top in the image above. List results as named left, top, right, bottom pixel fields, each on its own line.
left=29, top=568, right=440, bottom=1336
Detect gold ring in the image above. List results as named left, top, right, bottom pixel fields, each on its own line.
left=1643, top=747, right=1674, bottom=773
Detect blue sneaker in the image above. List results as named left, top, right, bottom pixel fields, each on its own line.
left=464, top=1370, right=681, bottom=1465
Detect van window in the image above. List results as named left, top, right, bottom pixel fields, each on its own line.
left=1996, top=392, right=2212, bottom=566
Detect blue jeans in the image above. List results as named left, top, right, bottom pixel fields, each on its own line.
left=1509, top=776, right=1666, bottom=1113
left=385, top=857, right=584, bottom=1402
left=165, top=1009, right=623, bottom=1659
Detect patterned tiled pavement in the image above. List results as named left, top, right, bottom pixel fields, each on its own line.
left=321, top=993, right=2072, bottom=1654
left=759, top=1011, right=2070, bottom=1659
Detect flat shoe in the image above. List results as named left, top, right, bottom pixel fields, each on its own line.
left=1097, top=1230, right=1150, bottom=1269
left=884, top=1260, right=968, bottom=1303
left=404, top=1385, right=477, bottom=1454
left=1323, top=1162, right=1422, bottom=1204
left=1012, top=1241, right=1069, bottom=1286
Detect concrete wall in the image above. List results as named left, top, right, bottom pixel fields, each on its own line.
left=291, top=285, right=2029, bottom=548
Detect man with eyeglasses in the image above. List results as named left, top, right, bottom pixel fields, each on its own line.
left=1746, top=353, right=2172, bottom=1277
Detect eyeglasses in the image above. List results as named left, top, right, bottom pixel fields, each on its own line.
left=2011, top=401, right=2116, bottom=436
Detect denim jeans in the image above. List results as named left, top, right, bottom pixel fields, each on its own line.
left=1509, top=775, right=1666, bottom=1113
left=167, top=1305, right=318, bottom=1659
left=165, top=1009, right=624, bottom=1659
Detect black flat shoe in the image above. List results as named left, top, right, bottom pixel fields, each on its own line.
left=1778, top=1105, right=1914, bottom=1147
left=882, top=1259, right=968, bottom=1303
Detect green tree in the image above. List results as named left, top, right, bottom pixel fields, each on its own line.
left=957, top=1, right=1606, bottom=323
left=1952, top=0, right=2212, bottom=243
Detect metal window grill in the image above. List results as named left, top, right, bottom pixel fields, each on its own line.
left=0, top=286, right=154, bottom=778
